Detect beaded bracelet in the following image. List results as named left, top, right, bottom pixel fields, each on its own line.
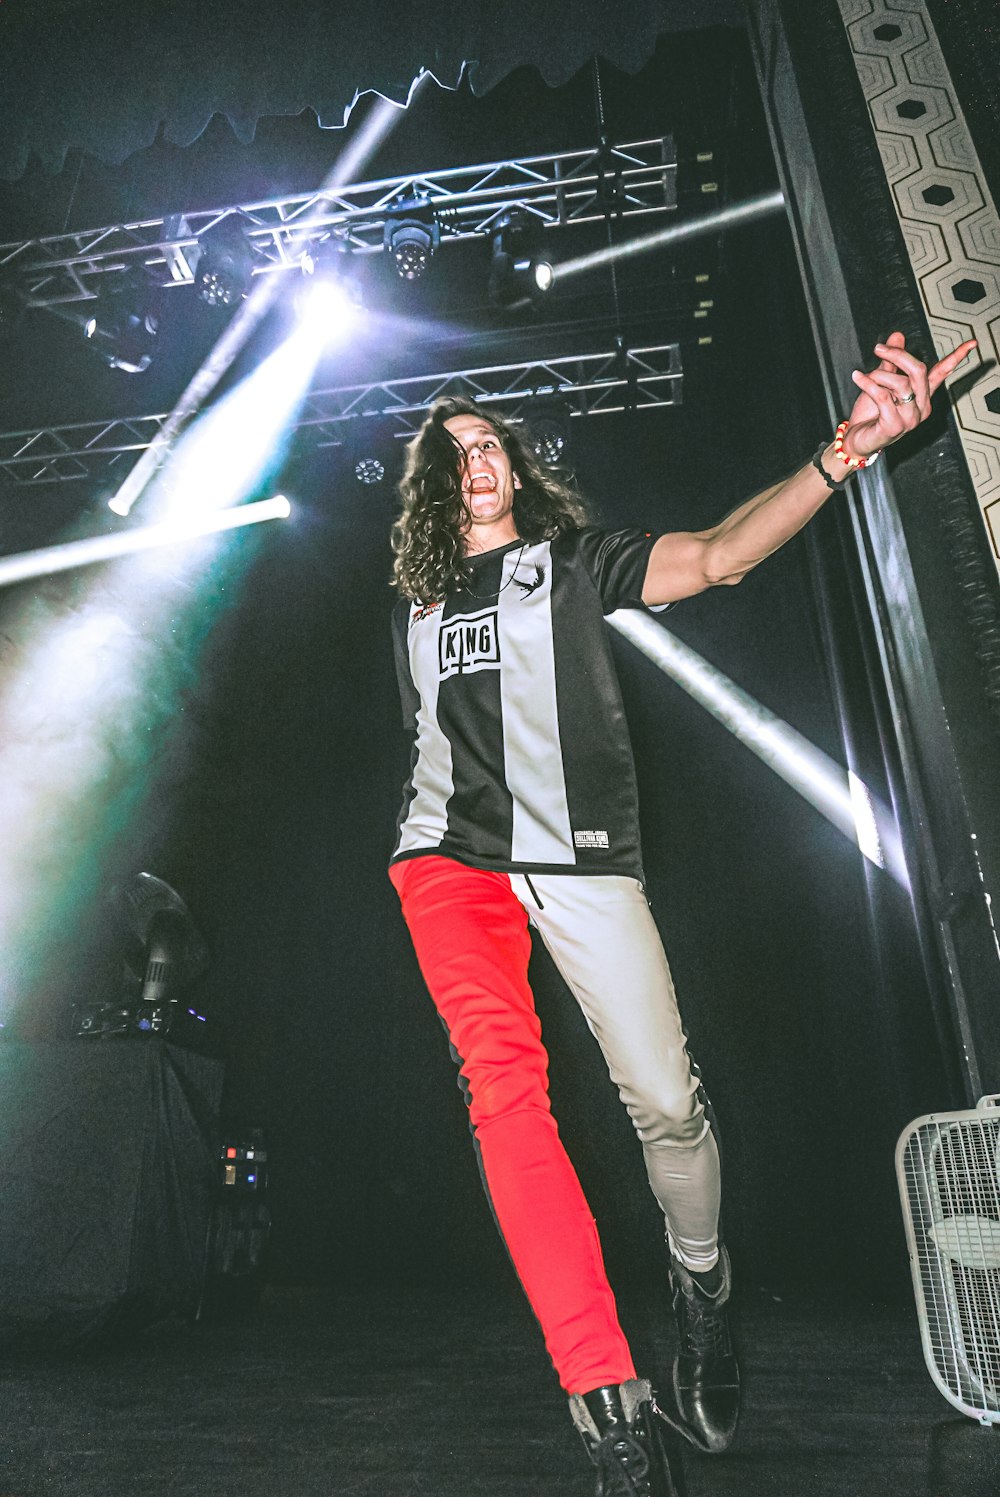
left=812, top=425, right=883, bottom=490
left=833, top=420, right=881, bottom=472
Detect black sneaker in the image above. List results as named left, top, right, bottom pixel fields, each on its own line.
left=668, top=1246, right=740, bottom=1453
left=570, top=1380, right=686, bottom=1496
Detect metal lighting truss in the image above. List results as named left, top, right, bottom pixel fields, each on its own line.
left=0, top=344, right=682, bottom=486
left=0, top=138, right=677, bottom=310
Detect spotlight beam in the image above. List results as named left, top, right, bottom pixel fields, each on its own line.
left=553, top=190, right=786, bottom=283
left=0, top=498, right=290, bottom=589
left=107, top=85, right=423, bottom=519
left=610, top=607, right=907, bottom=883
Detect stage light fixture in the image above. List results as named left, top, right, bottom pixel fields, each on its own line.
left=194, top=213, right=255, bottom=307
left=342, top=414, right=399, bottom=489
left=300, top=236, right=363, bottom=299
left=299, top=235, right=357, bottom=281
left=384, top=214, right=440, bottom=281
left=354, top=455, right=385, bottom=485
left=489, top=212, right=554, bottom=311
left=299, top=276, right=364, bottom=339
left=528, top=402, right=572, bottom=468
left=82, top=271, right=161, bottom=374
left=298, top=238, right=365, bottom=342
left=532, top=260, right=555, bottom=294
left=83, top=310, right=158, bottom=374
left=71, top=873, right=211, bottom=1041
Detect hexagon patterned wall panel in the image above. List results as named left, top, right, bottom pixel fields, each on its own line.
left=838, top=0, right=1000, bottom=570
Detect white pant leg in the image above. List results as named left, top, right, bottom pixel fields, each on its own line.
left=509, top=872, right=721, bottom=1272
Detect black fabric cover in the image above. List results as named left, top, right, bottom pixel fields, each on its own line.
left=0, top=0, right=741, bottom=179
left=0, top=1039, right=224, bottom=1347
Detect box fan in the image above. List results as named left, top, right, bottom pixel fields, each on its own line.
left=897, top=1095, right=1000, bottom=1423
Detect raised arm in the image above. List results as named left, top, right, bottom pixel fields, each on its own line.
left=641, top=331, right=977, bottom=606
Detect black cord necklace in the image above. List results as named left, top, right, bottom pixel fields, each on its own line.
left=462, top=539, right=528, bottom=600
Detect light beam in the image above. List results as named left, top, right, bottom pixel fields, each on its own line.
left=552, top=191, right=786, bottom=283
left=108, top=83, right=423, bottom=518
left=0, top=67, right=412, bottom=1022
left=0, top=498, right=290, bottom=590
left=610, top=607, right=906, bottom=883
left=0, top=312, right=322, bottom=1020
left=134, top=315, right=330, bottom=527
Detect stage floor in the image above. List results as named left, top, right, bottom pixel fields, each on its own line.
left=1, top=1281, right=998, bottom=1496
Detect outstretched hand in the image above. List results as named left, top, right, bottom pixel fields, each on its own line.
left=843, top=330, right=977, bottom=461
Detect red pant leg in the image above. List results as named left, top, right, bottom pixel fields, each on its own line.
left=390, top=855, right=634, bottom=1393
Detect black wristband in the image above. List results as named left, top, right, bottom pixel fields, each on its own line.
left=811, top=444, right=850, bottom=491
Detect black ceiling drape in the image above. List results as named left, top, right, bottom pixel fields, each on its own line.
left=0, top=0, right=741, bottom=179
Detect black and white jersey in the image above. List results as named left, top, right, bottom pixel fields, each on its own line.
left=391, top=526, right=659, bottom=879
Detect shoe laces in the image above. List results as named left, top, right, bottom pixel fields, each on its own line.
left=594, top=1429, right=651, bottom=1496
left=677, top=1283, right=730, bottom=1358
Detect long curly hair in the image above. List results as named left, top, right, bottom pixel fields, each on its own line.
left=391, top=397, right=588, bottom=603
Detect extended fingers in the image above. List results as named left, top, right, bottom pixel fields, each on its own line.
left=927, top=337, right=978, bottom=394
left=848, top=332, right=978, bottom=454
left=874, top=334, right=978, bottom=397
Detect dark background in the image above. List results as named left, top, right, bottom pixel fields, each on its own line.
left=0, top=25, right=959, bottom=1307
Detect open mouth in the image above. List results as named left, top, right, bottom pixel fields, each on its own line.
left=468, top=474, right=496, bottom=493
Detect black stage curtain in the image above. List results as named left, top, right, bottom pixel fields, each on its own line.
left=928, top=0, right=1000, bottom=197
left=0, top=0, right=741, bottom=179
left=0, top=1039, right=224, bottom=1347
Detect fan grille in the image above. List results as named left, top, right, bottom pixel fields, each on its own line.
left=897, top=1101, right=1000, bottom=1423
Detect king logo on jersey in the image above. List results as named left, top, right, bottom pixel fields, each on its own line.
left=438, top=608, right=501, bottom=678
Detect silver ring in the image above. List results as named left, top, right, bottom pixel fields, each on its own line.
left=897, top=391, right=916, bottom=404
